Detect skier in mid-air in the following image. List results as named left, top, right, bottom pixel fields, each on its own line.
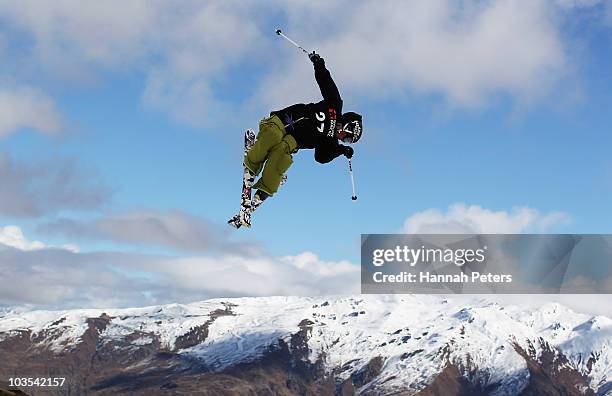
left=229, top=51, right=363, bottom=228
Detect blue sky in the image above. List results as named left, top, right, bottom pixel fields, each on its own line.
left=0, top=1, right=611, bottom=310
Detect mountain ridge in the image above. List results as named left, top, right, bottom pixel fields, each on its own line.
left=1, top=295, right=610, bottom=395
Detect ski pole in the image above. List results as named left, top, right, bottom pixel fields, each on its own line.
left=349, top=158, right=357, bottom=201
left=275, top=28, right=310, bottom=55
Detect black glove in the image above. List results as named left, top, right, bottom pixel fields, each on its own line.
left=309, top=51, right=325, bottom=68
left=341, top=145, right=354, bottom=158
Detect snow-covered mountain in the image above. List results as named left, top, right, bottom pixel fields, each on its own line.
left=1, top=295, right=610, bottom=395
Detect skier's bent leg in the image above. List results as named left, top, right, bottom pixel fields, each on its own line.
left=253, top=136, right=296, bottom=196
left=244, top=116, right=285, bottom=176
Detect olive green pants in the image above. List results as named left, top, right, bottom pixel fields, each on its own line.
left=244, top=115, right=297, bottom=196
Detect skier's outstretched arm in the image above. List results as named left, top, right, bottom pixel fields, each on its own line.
left=310, top=53, right=342, bottom=103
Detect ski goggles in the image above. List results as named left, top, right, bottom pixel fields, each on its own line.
left=336, top=125, right=353, bottom=143
left=341, top=121, right=361, bottom=143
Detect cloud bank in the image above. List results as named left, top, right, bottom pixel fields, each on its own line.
left=0, top=230, right=359, bottom=309
left=0, top=0, right=607, bottom=128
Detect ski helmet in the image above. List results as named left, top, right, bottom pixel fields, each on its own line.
left=341, top=112, right=362, bottom=144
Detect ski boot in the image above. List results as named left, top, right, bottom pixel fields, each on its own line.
left=239, top=190, right=269, bottom=228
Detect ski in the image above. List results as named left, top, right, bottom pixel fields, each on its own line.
left=228, top=129, right=256, bottom=228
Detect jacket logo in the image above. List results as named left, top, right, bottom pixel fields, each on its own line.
left=328, top=108, right=337, bottom=137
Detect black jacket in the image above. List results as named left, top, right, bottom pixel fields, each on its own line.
left=270, top=62, right=344, bottom=163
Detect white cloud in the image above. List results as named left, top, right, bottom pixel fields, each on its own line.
left=0, top=225, right=46, bottom=250
left=260, top=0, right=574, bottom=109
left=282, top=251, right=357, bottom=277
left=1, top=221, right=358, bottom=309
left=0, top=242, right=359, bottom=309
left=146, top=252, right=359, bottom=298
left=0, top=85, right=62, bottom=138
left=402, top=203, right=569, bottom=233
left=0, top=224, right=78, bottom=252
left=0, top=0, right=607, bottom=126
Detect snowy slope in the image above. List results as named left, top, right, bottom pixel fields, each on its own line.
left=0, top=295, right=610, bottom=395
